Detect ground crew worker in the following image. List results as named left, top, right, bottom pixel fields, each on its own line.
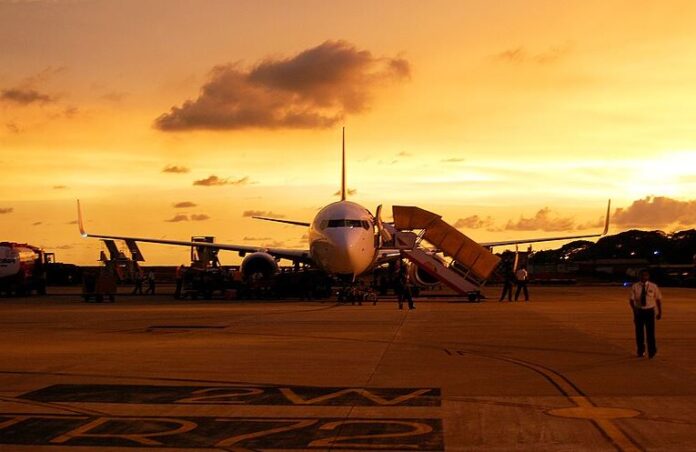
left=174, top=265, right=185, bottom=299
left=514, top=266, right=529, bottom=301
left=499, top=260, right=514, bottom=302
left=397, top=263, right=415, bottom=310
left=132, top=271, right=143, bottom=295
left=145, top=270, right=156, bottom=295
left=629, top=269, right=662, bottom=359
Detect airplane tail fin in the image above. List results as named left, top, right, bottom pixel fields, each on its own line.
left=602, top=199, right=611, bottom=236
left=77, top=199, right=87, bottom=237
left=340, top=126, right=346, bottom=201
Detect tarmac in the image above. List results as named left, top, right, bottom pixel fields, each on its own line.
left=0, top=285, right=694, bottom=451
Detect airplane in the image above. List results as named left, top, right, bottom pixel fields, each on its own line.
left=77, top=128, right=611, bottom=282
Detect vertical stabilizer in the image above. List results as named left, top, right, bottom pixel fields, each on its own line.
left=341, top=127, right=346, bottom=201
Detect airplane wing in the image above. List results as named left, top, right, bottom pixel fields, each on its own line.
left=77, top=201, right=312, bottom=263
left=480, top=199, right=612, bottom=248
left=252, top=216, right=310, bottom=227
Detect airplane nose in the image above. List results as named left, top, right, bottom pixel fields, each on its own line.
left=326, top=231, right=369, bottom=275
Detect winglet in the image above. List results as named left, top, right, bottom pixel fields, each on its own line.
left=340, top=126, right=346, bottom=201
left=602, top=198, right=611, bottom=236
left=77, top=199, right=87, bottom=237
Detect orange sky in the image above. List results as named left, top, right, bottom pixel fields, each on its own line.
left=1, top=0, right=696, bottom=265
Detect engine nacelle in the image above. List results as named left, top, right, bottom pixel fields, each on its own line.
left=241, top=252, right=279, bottom=280
left=407, top=255, right=446, bottom=288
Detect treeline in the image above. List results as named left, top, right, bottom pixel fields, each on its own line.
left=531, top=229, right=696, bottom=265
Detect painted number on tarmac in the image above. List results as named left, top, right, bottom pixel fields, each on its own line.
left=0, top=414, right=444, bottom=449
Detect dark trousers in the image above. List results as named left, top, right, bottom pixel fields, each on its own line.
left=398, top=287, right=414, bottom=309
left=634, top=308, right=656, bottom=356
left=499, top=281, right=513, bottom=301
left=174, top=279, right=183, bottom=299
left=515, top=282, right=529, bottom=301
left=145, top=281, right=155, bottom=295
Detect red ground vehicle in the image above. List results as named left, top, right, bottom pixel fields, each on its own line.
left=0, top=242, right=47, bottom=296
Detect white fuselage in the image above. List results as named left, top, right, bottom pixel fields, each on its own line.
left=308, top=201, right=377, bottom=276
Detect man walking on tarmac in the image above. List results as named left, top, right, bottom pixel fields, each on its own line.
left=132, top=271, right=143, bottom=295
left=174, top=265, right=185, bottom=299
left=629, top=269, right=663, bottom=359
left=145, top=270, right=156, bottom=295
left=397, top=262, right=415, bottom=310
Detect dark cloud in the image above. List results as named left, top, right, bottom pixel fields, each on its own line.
left=165, top=214, right=189, bottom=223
left=0, top=88, right=54, bottom=105
left=173, top=201, right=197, bottom=208
left=193, top=175, right=249, bottom=186
left=53, top=185, right=68, bottom=189
left=242, top=210, right=285, bottom=218
left=190, top=214, right=210, bottom=221
left=6, top=122, right=21, bottom=133
left=333, top=188, right=357, bottom=196
left=154, top=40, right=410, bottom=131
left=505, top=208, right=575, bottom=231
left=453, top=215, right=494, bottom=229
left=50, top=244, right=73, bottom=250
left=66, top=220, right=78, bottom=225
left=32, top=221, right=42, bottom=226
left=101, top=91, right=128, bottom=102
left=494, top=43, right=572, bottom=65
left=613, top=196, right=696, bottom=228
left=0, top=208, right=13, bottom=214
left=162, top=165, right=190, bottom=174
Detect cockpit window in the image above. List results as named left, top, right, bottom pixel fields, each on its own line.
left=326, top=219, right=370, bottom=230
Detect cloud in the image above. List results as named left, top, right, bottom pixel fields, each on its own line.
left=0, top=208, right=13, bottom=214
left=32, top=221, right=43, bottom=226
left=190, top=214, right=210, bottom=221
left=53, top=185, right=68, bottom=189
left=613, top=196, right=696, bottom=228
left=242, top=210, right=285, bottom=218
left=162, top=165, right=190, bottom=174
left=263, top=240, right=286, bottom=248
left=243, top=236, right=272, bottom=241
left=577, top=216, right=605, bottom=230
left=333, top=188, right=357, bottom=196
left=154, top=40, right=410, bottom=131
left=173, top=201, right=197, bottom=208
left=442, top=157, right=465, bottom=163
left=101, top=91, right=128, bottom=102
left=165, top=214, right=189, bottom=223
left=0, top=88, right=54, bottom=105
left=6, top=122, right=21, bottom=133
left=505, top=208, right=575, bottom=231
left=50, top=244, right=73, bottom=250
left=453, top=215, right=494, bottom=229
left=66, top=220, right=78, bottom=225
left=494, top=43, right=572, bottom=65
left=193, top=175, right=249, bottom=186
left=397, top=151, right=412, bottom=157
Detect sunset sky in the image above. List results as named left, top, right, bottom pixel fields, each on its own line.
left=1, top=0, right=696, bottom=265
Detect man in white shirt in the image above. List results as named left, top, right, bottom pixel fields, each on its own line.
left=629, top=269, right=663, bottom=359
left=514, top=266, right=529, bottom=301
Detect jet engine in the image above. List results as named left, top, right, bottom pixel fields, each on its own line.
left=407, top=254, right=446, bottom=288
left=241, top=252, right=279, bottom=280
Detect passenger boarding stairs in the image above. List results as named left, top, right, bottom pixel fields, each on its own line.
left=385, top=206, right=500, bottom=296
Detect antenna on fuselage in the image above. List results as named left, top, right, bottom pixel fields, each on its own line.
left=340, top=126, right=347, bottom=201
